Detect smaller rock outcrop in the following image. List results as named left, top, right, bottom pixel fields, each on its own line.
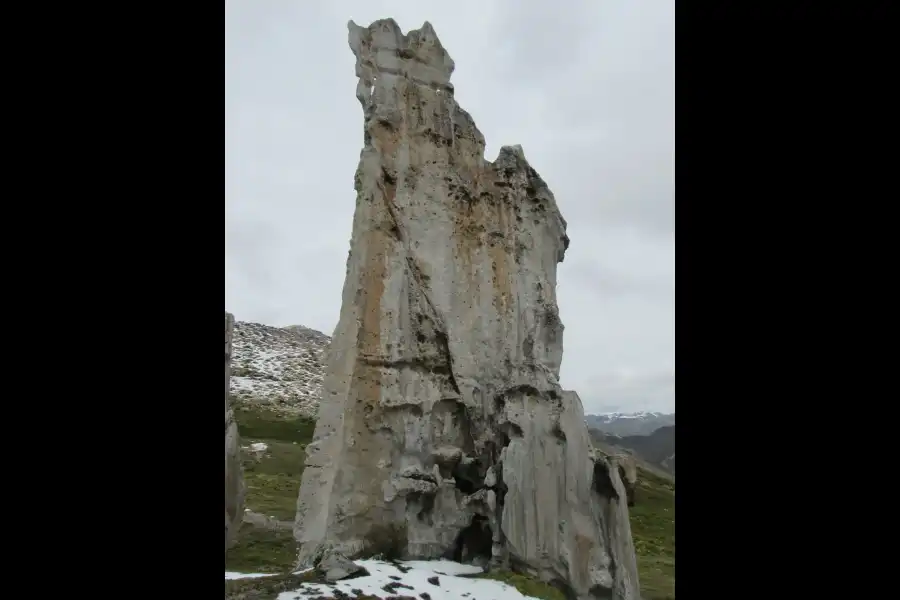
left=609, top=454, right=637, bottom=507
left=316, top=549, right=369, bottom=583
left=225, top=312, right=246, bottom=553
left=588, top=449, right=641, bottom=599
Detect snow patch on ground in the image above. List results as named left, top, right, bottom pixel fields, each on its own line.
left=225, top=560, right=545, bottom=600
left=225, top=571, right=273, bottom=580
left=281, top=560, right=535, bottom=600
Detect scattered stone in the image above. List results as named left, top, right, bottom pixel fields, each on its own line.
left=427, top=576, right=440, bottom=586
left=316, top=549, right=368, bottom=582
left=383, top=581, right=415, bottom=593
left=389, top=561, right=412, bottom=574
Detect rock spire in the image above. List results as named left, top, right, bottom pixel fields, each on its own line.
left=293, top=19, right=640, bottom=600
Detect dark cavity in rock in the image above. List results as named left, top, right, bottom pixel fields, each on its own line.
left=452, top=515, right=493, bottom=564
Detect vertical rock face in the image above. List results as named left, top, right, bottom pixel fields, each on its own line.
left=225, top=311, right=246, bottom=553
left=294, top=19, right=640, bottom=599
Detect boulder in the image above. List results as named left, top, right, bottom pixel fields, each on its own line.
left=316, top=548, right=368, bottom=583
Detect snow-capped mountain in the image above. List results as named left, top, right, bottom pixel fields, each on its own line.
left=585, top=411, right=675, bottom=437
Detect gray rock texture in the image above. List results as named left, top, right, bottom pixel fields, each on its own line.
left=225, top=311, right=246, bottom=553
left=293, top=18, right=640, bottom=600
left=317, top=548, right=368, bottom=583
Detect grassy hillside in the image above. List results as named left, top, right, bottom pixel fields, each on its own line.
left=631, top=468, right=675, bottom=599
left=226, top=408, right=314, bottom=573
left=226, top=407, right=674, bottom=599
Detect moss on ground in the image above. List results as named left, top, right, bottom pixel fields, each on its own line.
left=226, top=407, right=676, bottom=598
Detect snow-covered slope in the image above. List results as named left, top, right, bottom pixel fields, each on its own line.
left=226, top=559, right=547, bottom=600
left=229, top=321, right=331, bottom=418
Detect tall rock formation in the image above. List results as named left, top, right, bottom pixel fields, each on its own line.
left=225, top=311, right=246, bottom=553
left=294, top=19, right=640, bottom=599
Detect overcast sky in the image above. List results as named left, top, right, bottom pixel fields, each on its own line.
left=225, top=0, right=674, bottom=415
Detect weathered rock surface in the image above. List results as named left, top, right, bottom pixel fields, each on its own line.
left=225, top=311, right=246, bottom=553
left=604, top=452, right=637, bottom=507
left=316, top=548, right=368, bottom=583
left=293, top=19, right=640, bottom=599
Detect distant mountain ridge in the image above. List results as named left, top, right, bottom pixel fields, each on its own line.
left=612, top=425, right=675, bottom=474
left=589, top=424, right=676, bottom=475
left=585, top=411, right=675, bottom=437
left=585, top=411, right=675, bottom=474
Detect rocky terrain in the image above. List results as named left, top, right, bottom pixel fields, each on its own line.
left=227, top=406, right=674, bottom=600
left=229, top=321, right=330, bottom=418
left=590, top=426, right=675, bottom=476
left=227, top=320, right=674, bottom=597
left=585, top=412, right=675, bottom=437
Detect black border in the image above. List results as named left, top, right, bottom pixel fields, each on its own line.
left=45, top=1, right=223, bottom=587
left=677, top=3, right=778, bottom=598
left=59, top=3, right=226, bottom=592
left=673, top=4, right=895, bottom=598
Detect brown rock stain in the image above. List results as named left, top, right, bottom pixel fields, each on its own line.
left=450, top=174, right=484, bottom=306
left=573, top=533, right=594, bottom=590
left=337, top=152, right=397, bottom=525
left=338, top=228, right=389, bottom=520
left=488, top=187, right=512, bottom=315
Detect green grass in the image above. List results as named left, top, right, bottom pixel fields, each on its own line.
left=234, top=407, right=317, bottom=442
left=630, top=468, right=675, bottom=600
left=226, top=407, right=675, bottom=598
left=226, top=526, right=298, bottom=574
left=478, top=571, right=567, bottom=600
left=237, top=408, right=315, bottom=521
left=226, top=408, right=315, bottom=573
left=242, top=442, right=308, bottom=520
